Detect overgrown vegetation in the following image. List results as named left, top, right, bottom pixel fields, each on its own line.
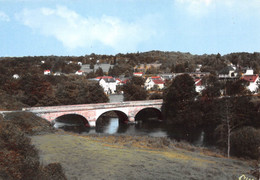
left=162, top=74, right=260, bottom=161
left=0, top=112, right=67, bottom=179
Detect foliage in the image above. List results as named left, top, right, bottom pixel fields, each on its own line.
left=213, top=97, right=258, bottom=157
left=131, top=76, right=145, bottom=86
left=201, top=74, right=222, bottom=98
left=4, top=112, right=55, bottom=135
left=162, top=74, right=197, bottom=124
left=122, top=82, right=147, bottom=101
left=225, top=79, right=250, bottom=96
left=0, top=113, right=66, bottom=179
left=230, top=127, right=260, bottom=159
left=149, top=93, right=163, bottom=100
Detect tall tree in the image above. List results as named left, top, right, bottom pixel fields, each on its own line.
left=201, top=74, right=222, bottom=98
left=162, top=74, right=197, bottom=124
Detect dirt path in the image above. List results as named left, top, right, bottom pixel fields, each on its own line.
left=31, top=132, right=255, bottom=180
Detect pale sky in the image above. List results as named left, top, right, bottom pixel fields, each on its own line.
left=0, top=0, right=260, bottom=56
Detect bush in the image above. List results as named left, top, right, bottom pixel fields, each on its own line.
left=231, top=127, right=260, bottom=159
left=4, top=112, right=55, bottom=135
left=39, top=163, right=67, bottom=180
left=0, top=117, right=66, bottom=179
left=0, top=121, right=40, bottom=179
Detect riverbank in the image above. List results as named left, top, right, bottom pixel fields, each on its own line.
left=31, top=131, right=255, bottom=180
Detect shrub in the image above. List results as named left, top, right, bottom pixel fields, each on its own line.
left=231, top=126, right=260, bottom=159
left=0, top=121, right=40, bottom=179
left=0, top=118, right=67, bottom=180
left=4, top=112, right=55, bottom=135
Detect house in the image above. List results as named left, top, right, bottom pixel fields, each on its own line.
left=96, top=76, right=118, bottom=94
left=241, top=69, right=259, bottom=93
left=195, top=79, right=204, bottom=93
left=133, top=72, right=143, bottom=77
left=75, top=70, right=83, bottom=75
left=218, top=66, right=238, bottom=79
left=160, top=74, right=173, bottom=81
left=54, top=72, right=61, bottom=76
left=145, top=76, right=165, bottom=90
left=12, top=74, right=19, bottom=79
left=44, top=70, right=51, bottom=75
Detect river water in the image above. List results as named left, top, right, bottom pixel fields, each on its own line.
left=54, top=94, right=213, bottom=147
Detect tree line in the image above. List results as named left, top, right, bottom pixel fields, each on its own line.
left=162, top=74, right=260, bottom=159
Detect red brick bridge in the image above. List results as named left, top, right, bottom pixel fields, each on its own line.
left=23, top=99, right=163, bottom=127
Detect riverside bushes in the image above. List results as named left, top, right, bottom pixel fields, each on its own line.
left=231, top=127, right=260, bottom=159
left=0, top=112, right=67, bottom=179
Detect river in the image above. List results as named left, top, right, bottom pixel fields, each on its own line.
left=54, top=94, right=214, bottom=147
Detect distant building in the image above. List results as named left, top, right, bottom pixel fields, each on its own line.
left=54, top=72, right=61, bottom=76
left=44, top=70, right=51, bottom=75
left=77, top=62, right=83, bottom=66
left=219, top=66, right=237, bottom=78
left=75, top=70, right=83, bottom=75
left=195, top=79, right=204, bottom=93
left=160, top=74, right=173, bottom=81
left=133, top=72, right=143, bottom=77
left=145, top=76, right=165, bottom=90
left=96, top=76, right=118, bottom=94
left=241, top=69, right=259, bottom=93
left=12, top=74, right=19, bottom=79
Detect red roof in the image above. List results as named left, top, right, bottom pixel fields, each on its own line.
left=44, top=70, right=50, bottom=72
left=96, top=76, right=113, bottom=79
left=151, top=76, right=161, bottom=79
left=152, top=79, right=164, bottom=84
left=195, top=79, right=202, bottom=86
left=134, top=72, right=143, bottom=74
left=242, top=75, right=259, bottom=82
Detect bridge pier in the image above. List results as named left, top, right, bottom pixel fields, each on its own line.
left=128, top=117, right=135, bottom=123
left=89, top=121, right=96, bottom=127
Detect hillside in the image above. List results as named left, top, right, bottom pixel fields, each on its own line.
left=32, top=132, right=256, bottom=180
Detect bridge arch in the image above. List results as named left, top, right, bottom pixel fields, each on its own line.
left=96, top=110, right=129, bottom=124
left=54, top=114, right=90, bottom=128
left=134, top=107, right=162, bottom=122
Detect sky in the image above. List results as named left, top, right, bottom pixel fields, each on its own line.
left=0, top=0, right=260, bottom=57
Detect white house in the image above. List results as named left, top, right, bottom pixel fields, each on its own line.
left=145, top=76, right=165, bottom=90
left=12, top=74, right=20, bottom=79
left=54, top=72, right=61, bottom=76
left=242, top=70, right=259, bottom=93
left=218, top=66, right=238, bottom=79
left=195, top=79, right=205, bottom=93
left=75, top=70, right=83, bottom=75
left=44, top=70, right=51, bottom=75
left=96, top=76, right=118, bottom=94
left=133, top=72, right=143, bottom=77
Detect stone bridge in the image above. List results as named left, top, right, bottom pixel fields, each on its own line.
left=23, top=99, right=163, bottom=127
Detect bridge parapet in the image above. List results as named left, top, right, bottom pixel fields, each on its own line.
left=23, top=99, right=163, bottom=113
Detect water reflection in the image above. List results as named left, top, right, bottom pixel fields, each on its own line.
left=54, top=117, right=213, bottom=146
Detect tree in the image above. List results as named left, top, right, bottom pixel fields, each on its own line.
left=162, top=74, right=197, bottom=124
left=225, top=79, right=249, bottom=96
left=215, top=96, right=257, bottom=158
left=89, top=63, right=94, bottom=69
left=231, top=126, right=260, bottom=159
left=95, top=67, right=104, bottom=76
left=122, top=82, right=147, bottom=101
left=201, top=74, right=222, bottom=98
left=174, top=64, right=185, bottom=73
left=131, top=76, right=145, bottom=86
